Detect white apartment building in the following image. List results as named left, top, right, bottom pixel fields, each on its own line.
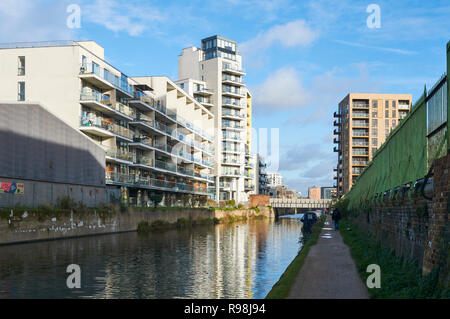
left=267, top=173, right=283, bottom=188
left=0, top=40, right=215, bottom=206
left=177, top=35, right=253, bottom=203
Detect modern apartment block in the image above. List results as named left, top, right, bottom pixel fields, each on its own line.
left=253, top=155, right=269, bottom=195
left=334, top=93, right=412, bottom=197
left=177, top=35, right=253, bottom=203
left=308, top=187, right=321, bottom=200
left=0, top=40, right=215, bottom=206
left=267, top=173, right=283, bottom=188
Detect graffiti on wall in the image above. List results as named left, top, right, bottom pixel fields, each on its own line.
left=0, top=182, right=25, bottom=194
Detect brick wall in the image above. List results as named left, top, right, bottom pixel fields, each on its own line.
left=249, top=195, right=270, bottom=207
left=350, top=154, right=449, bottom=285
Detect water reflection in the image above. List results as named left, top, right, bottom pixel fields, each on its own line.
left=0, top=218, right=303, bottom=299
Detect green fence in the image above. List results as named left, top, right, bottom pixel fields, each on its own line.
left=345, top=42, right=450, bottom=210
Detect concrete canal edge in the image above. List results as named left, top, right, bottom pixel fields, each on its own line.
left=0, top=206, right=274, bottom=246
left=265, top=215, right=326, bottom=299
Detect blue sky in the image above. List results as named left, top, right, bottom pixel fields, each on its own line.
left=1, top=0, right=450, bottom=195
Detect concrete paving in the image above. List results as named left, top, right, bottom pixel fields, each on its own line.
left=287, top=215, right=369, bottom=299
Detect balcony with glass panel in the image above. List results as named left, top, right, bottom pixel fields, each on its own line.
left=222, top=86, right=245, bottom=98
left=80, top=89, right=133, bottom=121
left=222, top=74, right=245, bottom=86
left=352, top=111, right=369, bottom=118
left=79, top=63, right=133, bottom=98
left=105, top=149, right=133, bottom=164
left=222, top=108, right=245, bottom=120
left=222, top=63, right=246, bottom=76
left=80, top=117, right=133, bottom=141
left=352, top=138, right=369, bottom=146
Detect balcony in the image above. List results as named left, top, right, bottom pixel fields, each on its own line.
left=352, top=129, right=369, bottom=137
left=222, top=121, right=245, bottom=130
left=352, top=150, right=369, bottom=156
left=222, top=158, right=242, bottom=166
left=222, top=75, right=245, bottom=86
left=195, top=97, right=214, bottom=107
left=194, top=87, right=213, bottom=96
left=398, top=102, right=410, bottom=109
left=80, top=118, right=133, bottom=141
left=222, top=88, right=245, bottom=98
left=133, top=156, right=153, bottom=166
left=222, top=109, right=245, bottom=119
left=333, top=146, right=341, bottom=153
left=352, top=139, right=369, bottom=147
left=105, top=149, right=133, bottom=164
left=333, top=128, right=341, bottom=135
left=79, top=65, right=133, bottom=97
left=352, top=160, right=368, bottom=166
left=333, top=111, right=340, bottom=118
left=352, top=112, right=369, bottom=118
left=222, top=64, right=246, bottom=76
left=223, top=133, right=242, bottom=142
left=352, top=120, right=369, bottom=127
left=333, top=137, right=340, bottom=144
left=222, top=170, right=241, bottom=177
left=333, top=120, right=340, bottom=127
left=352, top=102, right=369, bottom=108
left=80, top=91, right=133, bottom=121
left=129, top=91, right=157, bottom=112
left=222, top=98, right=244, bottom=109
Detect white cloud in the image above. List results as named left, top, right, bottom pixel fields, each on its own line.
left=252, top=67, right=311, bottom=111
left=333, top=40, right=416, bottom=55
left=0, top=0, right=76, bottom=42
left=83, top=0, right=165, bottom=37
left=241, top=19, right=318, bottom=54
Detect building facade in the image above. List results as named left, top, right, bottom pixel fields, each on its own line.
left=320, top=187, right=336, bottom=199
left=0, top=41, right=215, bottom=206
left=267, top=173, right=283, bottom=188
left=308, top=187, right=321, bottom=200
left=177, top=35, right=253, bottom=203
left=334, top=93, right=412, bottom=197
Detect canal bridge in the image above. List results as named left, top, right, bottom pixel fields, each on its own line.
left=270, top=198, right=333, bottom=216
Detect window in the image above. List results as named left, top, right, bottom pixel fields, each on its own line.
left=385, top=119, right=389, bottom=126
left=385, top=110, right=389, bottom=118
left=385, top=129, right=389, bottom=136
left=372, top=110, right=378, bottom=118
left=372, top=128, right=378, bottom=136
left=372, top=119, right=378, bottom=127
left=392, top=101, right=396, bottom=108
left=392, top=110, right=396, bottom=118
left=385, top=100, right=389, bottom=108
left=372, top=147, right=377, bottom=154
left=372, top=138, right=378, bottom=146
left=18, top=82, right=25, bottom=101
left=392, top=120, right=397, bottom=126
left=372, top=100, right=378, bottom=108
left=201, top=64, right=204, bottom=70
left=18, top=56, right=25, bottom=76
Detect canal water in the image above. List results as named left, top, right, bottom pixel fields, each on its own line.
left=0, top=215, right=304, bottom=299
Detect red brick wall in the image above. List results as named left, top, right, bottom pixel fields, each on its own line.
left=249, top=195, right=270, bottom=207
left=350, top=153, right=449, bottom=284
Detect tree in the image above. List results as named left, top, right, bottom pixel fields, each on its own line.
left=149, top=193, right=163, bottom=208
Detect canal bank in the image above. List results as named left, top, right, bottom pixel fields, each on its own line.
left=0, top=206, right=274, bottom=245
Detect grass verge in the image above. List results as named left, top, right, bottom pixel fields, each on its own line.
left=340, top=219, right=449, bottom=299
left=265, top=215, right=325, bottom=299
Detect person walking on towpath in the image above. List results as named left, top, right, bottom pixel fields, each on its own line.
left=331, top=208, right=341, bottom=230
